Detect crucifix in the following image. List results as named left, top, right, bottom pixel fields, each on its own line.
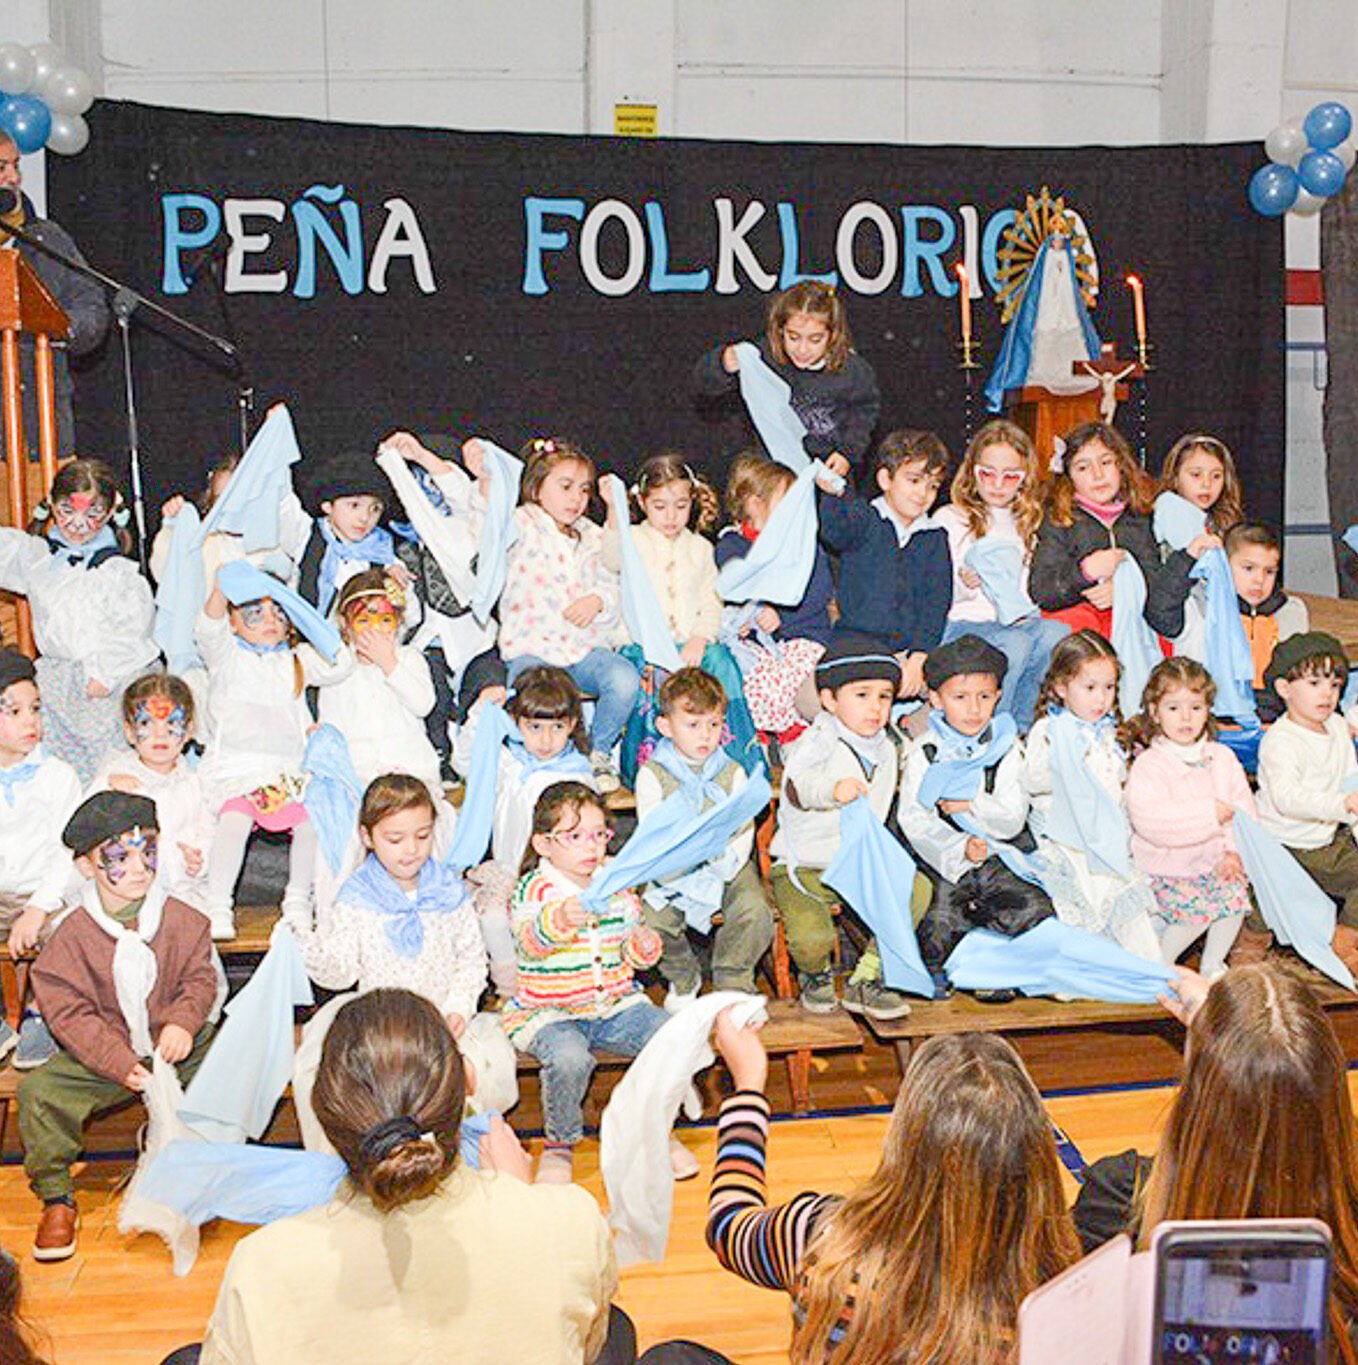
left=1071, top=342, right=1144, bottom=425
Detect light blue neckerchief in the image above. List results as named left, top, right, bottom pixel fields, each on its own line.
left=218, top=559, right=341, bottom=662
left=648, top=738, right=731, bottom=811
left=1045, top=708, right=1131, bottom=877
left=913, top=714, right=1046, bottom=889
left=0, top=747, right=42, bottom=806
left=470, top=439, right=523, bottom=624
left=715, top=461, right=823, bottom=607
left=232, top=637, right=290, bottom=656
left=202, top=404, right=303, bottom=551
left=945, top=918, right=1172, bottom=1002
left=301, top=725, right=364, bottom=874
left=732, top=342, right=846, bottom=494
left=338, top=853, right=468, bottom=959
left=964, top=536, right=1036, bottom=625
left=916, top=713, right=1018, bottom=809
left=822, top=796, right=934, bottom=997
left=582, top=768, right=772, bottom=916
left=442, top=702, right=516, bottom=874
left=602, top=474, right=682, bottom=672
left=316, top=521, right=395, bottom=617
left=1110, top=553, right=1162, bottom=715
left=505, top=737, right=592, bottom=781
left=48, top=523, right=118, bottom=566
left=1154, top=491, right=1258, bottom=725
left=1233, top=808, right=1355, bottom=991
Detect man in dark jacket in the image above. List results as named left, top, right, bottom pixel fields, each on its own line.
left=0, top=132, right=110, bottom=458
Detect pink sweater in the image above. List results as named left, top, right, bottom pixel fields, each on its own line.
left=1126, top=738, right=1256, bottom=879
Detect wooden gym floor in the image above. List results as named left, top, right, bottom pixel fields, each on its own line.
left=0, top=1065, right=1302, bottom=1365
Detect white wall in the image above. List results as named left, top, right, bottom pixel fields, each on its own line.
left=16, top=0, right=1353, bottom=587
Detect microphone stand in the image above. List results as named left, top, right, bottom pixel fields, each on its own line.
left=188, top=249, right=255, bottom=458
left=2, top=214, right=240, bottom=574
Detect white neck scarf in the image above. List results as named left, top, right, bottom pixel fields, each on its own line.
left=80, top=881, right=167, bottom=1059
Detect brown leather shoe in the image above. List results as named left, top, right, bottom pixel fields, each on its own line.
left=33, top=1200, right=78, bottom=1262
left=1228, top=924, right=1274, bottom=968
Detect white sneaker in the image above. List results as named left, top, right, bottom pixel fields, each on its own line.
left=669, top=1136, right=700, bottom=1181
left=590, top=751, right=621, bottom=794
left=281, top=893, right=311, bottom=925
left=664, top=985, right=701, bottom=1015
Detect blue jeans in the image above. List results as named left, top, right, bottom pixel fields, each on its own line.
left=941, top=616, right=1070, bottom=730
left=524, top=1001, right=668, bottom=1144
left=508, top=648, right=640, bottom=754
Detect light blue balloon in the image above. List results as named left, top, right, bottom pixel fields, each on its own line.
left=1298, top=149, right=1347, bottom=198
left=1304, top=101, right=1353, bottom=151
left=0, top=93, right=51, bottom=154
left=1247, top=162, right=1299, bottom=217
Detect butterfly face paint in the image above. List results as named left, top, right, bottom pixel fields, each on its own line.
left=133, top=697, right=188, bottom=739
left=95, top=828, right=158, bottom=885
left=238, top=599, right=288, bottom=629
left=231, top=596, right=290, bottom=649
left=52, top=492, right=111, bottom=544
left=346, top=599, right=400, bottom=634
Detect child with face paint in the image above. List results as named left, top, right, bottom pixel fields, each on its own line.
left=19, top=791, right=219, bottom=1262
left=0, top=649, right=82, bottom=1065
left=196, top=569, right=353, bottom=939
left=86, top=673, right=213, bottom=915
left=0, top=460, right=157, bottom=781
left=316, top=570, right=443, bottom=793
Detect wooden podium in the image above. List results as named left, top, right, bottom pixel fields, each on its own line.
left=0, top=249, right=69, bottom=653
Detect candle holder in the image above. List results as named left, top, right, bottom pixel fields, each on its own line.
left=958, top=338, right=980, bottom=370
left=1135, top=337, right=1155, bottom=371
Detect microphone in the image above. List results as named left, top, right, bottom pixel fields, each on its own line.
left=0, top=186, right=20, bottom=216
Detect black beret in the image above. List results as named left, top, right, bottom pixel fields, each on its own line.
left=0, top=648, right=36, bottom=695
left=815, top=632, right=902, bottom=692
left=924, top=634, right=1009, bottom=691
left=1264, top=631, right=1349, bottom=696
left=62, top=792, right=159, bottom=856
left=305, top=450, right=394, bottom=513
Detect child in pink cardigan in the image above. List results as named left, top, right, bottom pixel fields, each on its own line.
left=1125, top=658, right=1255, bottom=978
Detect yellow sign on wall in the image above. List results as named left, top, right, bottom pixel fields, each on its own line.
left=614, top=104, right=658, bottom=138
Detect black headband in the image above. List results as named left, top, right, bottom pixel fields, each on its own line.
left=358, top=1115, right=433, bottom=1165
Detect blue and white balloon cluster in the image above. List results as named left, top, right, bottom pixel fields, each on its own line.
left=0, top=41, right=94, bottom=158
left=1248, top=103, right=1355, bottom=218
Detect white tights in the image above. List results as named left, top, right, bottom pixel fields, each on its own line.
left=206, top=810, right=318, bottom=912
left=1158, top=914, right=1245, bottom=979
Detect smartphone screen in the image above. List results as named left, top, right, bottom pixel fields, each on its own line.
left=1155, top=1237, right=1331, bottom=1364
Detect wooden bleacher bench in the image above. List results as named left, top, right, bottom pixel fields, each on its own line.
left=1296, top=592, right=1358, bottom=659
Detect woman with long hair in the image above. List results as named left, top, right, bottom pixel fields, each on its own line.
left=1076, top=962, right=1358, bottom=1362
left=186, top=989, right=634, bottom=1365
left=641, top=1014, right=1079, bottom=1365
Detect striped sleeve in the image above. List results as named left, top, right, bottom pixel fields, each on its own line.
left=705, top=1090, right=840, bottom=1293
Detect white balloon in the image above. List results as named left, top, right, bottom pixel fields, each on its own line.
left=1265, top=117, right=1309, bottom=168
left=42, top=65, right=92, bottom=116
left=45, top=112, right=88, bottom=157
left=0, top=43, right=36, bottom=96
left=1291, top=187, right=1326, bottom=216
left=1334, top=138, right=1357, bottom=173
left=26, top=42, right=65, bottom=91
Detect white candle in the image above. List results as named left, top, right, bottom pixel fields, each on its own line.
left=956, top=262, right=972, bottom=347
left=1126, top=274, right=1146, bottom=349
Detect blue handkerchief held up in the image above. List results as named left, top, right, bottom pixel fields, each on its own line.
left=716, top=462, right=821, bottom=607
left=301, top=725, right=364, bottom=874
left=1232, top=809, right=1356, bottom=991
left=964, top=537, right=1036, bottom=625
left=945, top=919, right=1173, bottom=1003
left=734, top=342, right=846, bottom=494
left=202, top=404, right=303, bottom=552
left=153, top=503, right=206, bottom=675
left=1110, top=554, right=1162, bottom=716
left=470, top=439, right=523, bottom=625
left=822, top=797, right=934, bottom=998
left=582, top=771, right=772, bottom=915
left=442, top=702, right=516, bottom=875
left=1151, top=490, right=1206, bottom=551
left=179, top=923, right=315, bottom=1144
left=217, top=559, right=342, bottom=662
left=603, top=474, right=682, bottom=673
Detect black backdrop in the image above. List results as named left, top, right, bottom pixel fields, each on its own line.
left=48, top=100, right=1284, bottom=530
